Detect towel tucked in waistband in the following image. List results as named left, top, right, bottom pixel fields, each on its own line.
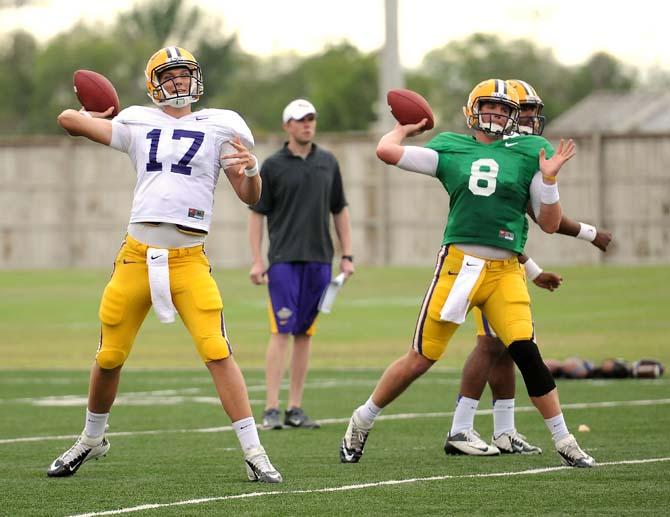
left=439, top=254, right=486, bottom=324
left=147, top=248, right=176, bottom=323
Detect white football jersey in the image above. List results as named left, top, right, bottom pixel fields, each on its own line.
left=110, top=106, right=254, bottom=232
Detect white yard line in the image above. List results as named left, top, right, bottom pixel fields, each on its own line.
left=68, top=457, right=670, bottom=517
left=2, top=398, right=669, bottom=445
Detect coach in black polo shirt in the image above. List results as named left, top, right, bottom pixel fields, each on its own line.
left=249, top=99, right=354, bottom=431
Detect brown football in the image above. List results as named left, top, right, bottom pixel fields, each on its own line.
left=73, top=69, right=120, bottom=116
left=387, top=88, right=434, bottom=130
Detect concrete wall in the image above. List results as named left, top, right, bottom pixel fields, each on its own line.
left=1, top=131, right=669, bottom=269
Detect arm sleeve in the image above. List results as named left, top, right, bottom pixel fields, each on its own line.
left=396, top=146, right=439, bottom=176
left=529, top=171, right=543, bottom=219
left=330, top=161, right=348, bottom=213
left=110, top=120, right=132, bottom=152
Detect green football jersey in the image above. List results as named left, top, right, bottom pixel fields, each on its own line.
left=425, top=132, right=554, bottom=253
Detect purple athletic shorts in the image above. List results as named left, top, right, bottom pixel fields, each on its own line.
left=267, top=262, right=332, bottom=335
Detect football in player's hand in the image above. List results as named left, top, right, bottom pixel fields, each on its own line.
left=387, top=88, right=434, bottom=130
left=73, top=70, right=120, bottom=116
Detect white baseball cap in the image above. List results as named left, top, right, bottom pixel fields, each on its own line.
left=282, top=99, right=317, bottom=123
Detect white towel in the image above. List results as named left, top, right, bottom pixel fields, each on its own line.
left=439, top=254, right=486, bottom=324
left=318, top=273, right=346, bottom=314
left=147, top=248, right=176, bottom=324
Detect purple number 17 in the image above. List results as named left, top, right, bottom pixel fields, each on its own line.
left=145, top=129, right=204, bottom=175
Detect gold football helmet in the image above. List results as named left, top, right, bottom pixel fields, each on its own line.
left=507, top=79, right=545, bottom=135
left=145, top=46, right=204, bottom=108
left=463, top=79, right=520, bottom=136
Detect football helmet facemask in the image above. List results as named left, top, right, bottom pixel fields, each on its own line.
left=507, top=79, right=545, bottom=135
left=145, top=46, right=204, bottom=108
left=463, top=79, right=519, bottom=136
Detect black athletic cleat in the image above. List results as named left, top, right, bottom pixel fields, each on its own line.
left=444, top=428, right=500, bottom=456
left=340, top=410, right=372, bottom=463
left=47, top=432, right=110, bottom=477
left=284, top=407, right=320, bottom=429
left=492, top=430, right=542, bottom=454
left=244, top=445, right=283, bottom=483
left=555, top=434, right=595, bottom=468
left=262, top=408, right=283, bottom=430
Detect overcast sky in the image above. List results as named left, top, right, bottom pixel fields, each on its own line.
left=1, top=0, right=665, bottom=71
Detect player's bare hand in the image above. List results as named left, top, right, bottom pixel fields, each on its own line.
left=533, top=271, right=562, bottom=291
left=592, top=230, right=613, bottom=252
left=398, top=119, right=428, bottom=138
left=340, top=257, right=355, bottom=279
left=80, top=106, right=115, bottom=119
left=222, top=137, right=256, bottom=174
left=539, top=139, right=576, bottom=181
left=249, top=261, right=267, bottom=285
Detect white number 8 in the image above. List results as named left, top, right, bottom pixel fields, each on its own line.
left=469, top=158, right=498, bottom=196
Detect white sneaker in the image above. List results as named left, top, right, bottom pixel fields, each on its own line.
left=554, top=434, right=595, bottom=468
left=444, top=428, right=500, bottom=456
left=340, top=410, right=373, bottom=463
left=244, top=445, right=283, bottom=483
left=47, top=431, right=110, bottom=477
left=492, top=430, right=542, bottom=455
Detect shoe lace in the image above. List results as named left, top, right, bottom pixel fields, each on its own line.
left=349, top=420, right=370, bottom=451
left=248, top=451, right=275, bottom=473
left=60, top=437, right=92, bottom=464
left=510, top=431, right=530, bottom=445
left=559, top=438, right=587, bottom=460
left=464, top=428, right=486, bottom=445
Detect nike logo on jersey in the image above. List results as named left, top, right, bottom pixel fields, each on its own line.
left=150, top=254, right=163, bottom=260
left=195, top=116, right=209, bottom=120
left=466, top=262, right=479, bottom=266
left=505, top=142, right=519, bottom=147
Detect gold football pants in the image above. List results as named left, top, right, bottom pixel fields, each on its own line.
left=413, top=245, right=533, bottom=360
left=96, top=235, right=231, bottom=368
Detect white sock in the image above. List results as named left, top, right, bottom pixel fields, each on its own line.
left=356, top=396, right=382, bottom=427
left=450, top=395, right=479, bottom=435
left=545, top=413, right=569, bottom=442
left=233, top=417, right=261, bottom=452
left=84, top=410, right=109, bottom=438
left=492, top=398, right=515, bottom=437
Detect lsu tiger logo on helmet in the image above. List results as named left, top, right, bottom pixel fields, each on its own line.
left=462, top=79, right=520, bottom=136
left=507, top=79, right=545, bottom=135
left=145, top=46, right=204, bottom=108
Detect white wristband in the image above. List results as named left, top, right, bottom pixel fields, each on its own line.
left=244, top=155, right=259, bottom=177
left=540, top=181, right=560, bottom=204
left=577, top=222, right=597, bottom=242
left=524, top=258, right=543, bottom=281
left=79, top=108, right=92, bottom=118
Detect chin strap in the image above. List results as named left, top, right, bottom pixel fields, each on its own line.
left=163, top=96, right=198, bottom=108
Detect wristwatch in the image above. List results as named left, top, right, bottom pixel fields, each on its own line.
left=341, top=255, right=354, bottom=262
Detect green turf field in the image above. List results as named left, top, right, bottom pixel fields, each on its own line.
left=0, top=266, right=669, bottom=515
left=1, top=265, right=668, bottom=369
left=1, top=369, right=669, bottom=516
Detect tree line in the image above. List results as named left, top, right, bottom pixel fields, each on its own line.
left=0, top=0, right=640, bottom=136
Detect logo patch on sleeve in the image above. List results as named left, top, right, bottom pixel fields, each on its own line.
left=498, top=229, right=515, bottom=241
left=188, top=208, right=205, bottom=220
